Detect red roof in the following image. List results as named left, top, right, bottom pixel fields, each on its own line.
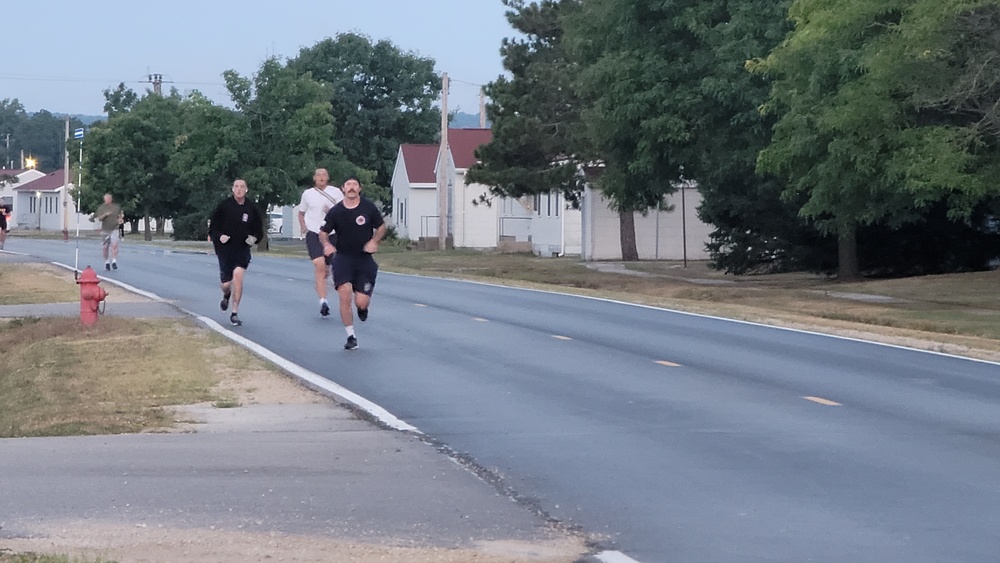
left=448, top=128, right=492, bottom=169
left=400, top=144, right=438, bottom=184
left=14, top=169, right=67, bottom=192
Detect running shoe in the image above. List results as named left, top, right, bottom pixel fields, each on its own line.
left=320, top=301, right=330, bottom=317
left=105, top=263, right=111, bottom=271
left=111, top=261, right=118, bottom=270
left=230, top=312, right=242, bottom=326
left=357, top=307, right=368, bottom=322
left=344, top=335, right=358, bottom=350
left=220, top=291, right=231, bottom=311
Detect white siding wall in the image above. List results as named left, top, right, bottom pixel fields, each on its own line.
left=453, top=171, right=499, bottom=248
left=389, top=154, right=410, bottom=238
left=530, top=192, right=583, bottom=257
left=563, top=207, right=582, bottom=256
left=409, top=187, right=439, bottom=239
left=582, top=185, right=712, bottom=261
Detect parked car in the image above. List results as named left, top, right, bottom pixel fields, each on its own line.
left=268, top=211, right=283, bottom=235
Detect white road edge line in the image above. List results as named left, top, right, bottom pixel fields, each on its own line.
left=51, top=261, right=421, bottom=434
left=594, top=550, right=642, bottom=563
left=386, top=271, right=1000, bottom=368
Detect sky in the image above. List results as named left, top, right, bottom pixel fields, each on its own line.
left=4, top=0, right=516, bottom=117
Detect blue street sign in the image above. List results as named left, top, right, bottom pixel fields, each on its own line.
left=73, top=128, right=84, bottom=139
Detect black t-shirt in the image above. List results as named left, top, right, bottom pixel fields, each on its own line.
left=320, top=197, right=384, bottom=256
left=209, top=197, right=263, bottom=250
left=0, top=210, right=7, bottom=230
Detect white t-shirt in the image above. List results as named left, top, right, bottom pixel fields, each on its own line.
left=298, top=186, right=344, bottom=233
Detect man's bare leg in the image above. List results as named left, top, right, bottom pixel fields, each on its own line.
left=230, top=267, right=246, bottom=313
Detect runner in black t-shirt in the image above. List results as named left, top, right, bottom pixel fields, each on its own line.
left=319, top=176, right=386, bottom=350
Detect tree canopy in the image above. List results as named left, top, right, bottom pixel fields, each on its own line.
left=287, top=32, right=441, bottom=205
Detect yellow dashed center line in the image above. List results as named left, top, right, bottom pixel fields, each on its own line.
left=552, top=335, right=572, bottom=340
left=655, top=360, right=681, bottom=367
left=803, top=396, right=841, bottom=406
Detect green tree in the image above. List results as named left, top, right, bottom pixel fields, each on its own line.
left=467, top=0, right=588, bottom=208
left=103, top=83, right=139, bottom=118
left=566, top=0, right=718, bottom=260
left=223, top=57, right=358, bottom=238
left=681, top=0, right=832, bottom=274
left=83, top=91, right=184, bottom=240
left=168, top=92, right=245, bottom=240
left=0, top=100, right=84, bottom=173
left=0, top=99, right=27, bottom=170
left=756, top=0, right=1000, bottom=278
left=287, top=33, right=441, bottom=207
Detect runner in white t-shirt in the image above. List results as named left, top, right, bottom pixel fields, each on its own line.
left=297, top=168, right=344, bottom=317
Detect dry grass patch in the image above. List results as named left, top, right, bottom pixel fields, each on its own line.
left=0, top=263, right=79, bottom=305
left=0, top=317, right=228, bottom=437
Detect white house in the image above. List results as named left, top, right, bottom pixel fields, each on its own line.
left=390, top=129, right=714, bottom=260
left=390, top=128, right=535, bottom=250
left=12, top=169, right=99, bottom=232
left=0, top=168, right=45, bottom=216
left=390, top=143, right=438, bottom=241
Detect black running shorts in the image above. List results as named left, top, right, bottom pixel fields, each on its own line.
left=332, top=253, right=378, bottom=295
left=217, top=245, right=251, bottom=283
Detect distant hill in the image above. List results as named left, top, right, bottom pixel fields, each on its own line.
left=450, top=111, right=490, bottom=129
left=75, top=114, right=105, bottom=126
left=62, top=112, right=481, bottom=129
left=47, top=113, right=105, bottom=126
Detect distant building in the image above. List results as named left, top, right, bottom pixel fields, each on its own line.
left=0, top=168, right=45, bottom=215
left=390, top=129, right=713, bottom=260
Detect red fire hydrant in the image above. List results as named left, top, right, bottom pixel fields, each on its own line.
left=77, top=266, right=108, bottom=326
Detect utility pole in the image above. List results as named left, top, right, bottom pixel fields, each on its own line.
left=145, top=73, right=164, bottom=95
left=436, top=72, right=450, bottom=251
left=62, top=117, right=70, bottom=240
left=479, top=87, right=486, bottom=128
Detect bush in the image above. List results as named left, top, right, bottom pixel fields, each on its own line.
left=171, top=211, right=209, bottom=241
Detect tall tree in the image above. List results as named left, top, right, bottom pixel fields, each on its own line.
left=467, top=0, right=588, bottom=209
left=223, top=57, right=358, bottom=232
left=756, top=0, right=1000, bottom=278
left=684, top=0, right=832, bottom=274
left=167, top=92, right=245, bottom=240
left=0, top=99, right=27, bottom=170
left=566, top=0, right=717, bottom=260
left=83, top=91, right=184, bottom=240
left=287, top=33, right=441, bottom=204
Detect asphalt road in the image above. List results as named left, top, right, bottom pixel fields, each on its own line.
left=11, top=237, right=1000, bottom=562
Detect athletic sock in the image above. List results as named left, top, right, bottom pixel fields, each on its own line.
left=345, top=325, right=355, bottom=338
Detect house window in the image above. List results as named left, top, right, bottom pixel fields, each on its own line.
left=555, top=192, right=560, bottom=217
left=547, top=192, right=552, bottom=216
left=534, top=193, right=541, bottom=216
left=29, top=197, right=35, bottom=213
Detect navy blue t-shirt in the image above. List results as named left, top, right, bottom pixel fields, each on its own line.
left=320, top=197, right=384, bottom=256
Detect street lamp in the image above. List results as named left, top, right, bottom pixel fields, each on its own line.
left=35, top=190, right=41, bottom=230
left=26, top=157, right=37, bottom=169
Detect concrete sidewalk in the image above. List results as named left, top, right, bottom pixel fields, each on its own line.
left=0, top=251, right=590, bottom=562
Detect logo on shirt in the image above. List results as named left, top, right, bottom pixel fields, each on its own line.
left=356, top=215, right=367, bottom=226
left=241, top=213, right=248, bottom=223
